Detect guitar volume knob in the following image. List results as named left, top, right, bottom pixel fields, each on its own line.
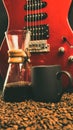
left=58, top=47, right=65, bottom=54
left=68, top=56, right=73, bottom=62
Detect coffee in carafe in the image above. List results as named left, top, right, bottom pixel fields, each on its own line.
left=3, top=30, right=32, bottom=102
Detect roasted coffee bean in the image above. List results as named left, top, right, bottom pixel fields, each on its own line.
left=0, top=92, right=73, bottom=129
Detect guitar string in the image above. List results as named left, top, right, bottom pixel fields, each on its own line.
left=27, top=0, right=32, bottom=41
left=35, top=2, right=38, bottom=40
left=38, top=0, right=42, bottom=45
left=41, top=0, right=43, bottom=40
left=40, top=0, right=42, bottom=40
left=28, top=0, right=31, bottom=35
left=32, top=0, right=34, bottom=41
left=27, top=0, right=43, bottom=41
left=34, top=1, right=37, bottom=40
left=37, top=1, right=40, bottom=39
left=35, top=1, right=40, bottom=40
left=27, top=0, right=29, bottom=31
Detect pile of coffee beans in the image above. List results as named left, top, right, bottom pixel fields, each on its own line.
left=0, top=92, right=73, bottom=130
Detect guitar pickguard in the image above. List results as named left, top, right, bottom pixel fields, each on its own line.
left=0, top=0, right=73, bottom=88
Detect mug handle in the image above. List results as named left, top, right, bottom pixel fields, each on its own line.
left=56, top=71, right=73, bottom=93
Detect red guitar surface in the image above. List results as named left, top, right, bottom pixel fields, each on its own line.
left=0, top=0, right=73, bottom=87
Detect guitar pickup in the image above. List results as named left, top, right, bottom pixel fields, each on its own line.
left=29, top=40, right=50, bottom=53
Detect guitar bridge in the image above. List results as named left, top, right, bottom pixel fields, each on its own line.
left=29, top=40, right=50, bottom=53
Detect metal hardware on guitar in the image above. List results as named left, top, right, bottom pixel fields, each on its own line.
left=68, top=56, right=73, bottom=63
left=24, top=1, right=47, bottom=10
left=24, top=24, right=49, bottom=52
left=62, top=37, right=73, bottom=48
left=25, top=13, right=48, bottom=22
left=58, top=47, right=65, bottom=54
left=24, top=24, right=49, bottom=40
left=29, top=40, right=50, bottom=52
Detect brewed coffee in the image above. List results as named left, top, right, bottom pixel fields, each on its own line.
left=3, top=81, right=32, bottom=102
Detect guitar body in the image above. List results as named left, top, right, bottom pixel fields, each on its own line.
left=0, top=0, right=73, bottom=88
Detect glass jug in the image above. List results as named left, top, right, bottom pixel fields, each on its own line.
left=3, top=30, right=32, bottom=102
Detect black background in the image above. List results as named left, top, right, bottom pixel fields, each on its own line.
left=0, top=0, right=8, bottom=46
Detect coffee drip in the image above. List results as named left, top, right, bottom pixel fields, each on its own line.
left=3, top=30, right=32, bottom=102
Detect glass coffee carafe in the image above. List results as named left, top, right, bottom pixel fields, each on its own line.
left=0, top=72, right=4, bottom=90
left=3, top=30, right=32, bottom=102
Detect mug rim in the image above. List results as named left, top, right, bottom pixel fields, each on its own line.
left=32, top=65, right=61, bottom=68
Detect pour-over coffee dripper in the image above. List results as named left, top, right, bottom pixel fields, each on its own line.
left=3, top=29, right=32, bottom=102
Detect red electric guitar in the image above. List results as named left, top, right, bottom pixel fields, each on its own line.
left=0, top=0, right=73, bottom=88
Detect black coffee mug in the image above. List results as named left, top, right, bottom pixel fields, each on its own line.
left=31, top=65, right=73, bottom=102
